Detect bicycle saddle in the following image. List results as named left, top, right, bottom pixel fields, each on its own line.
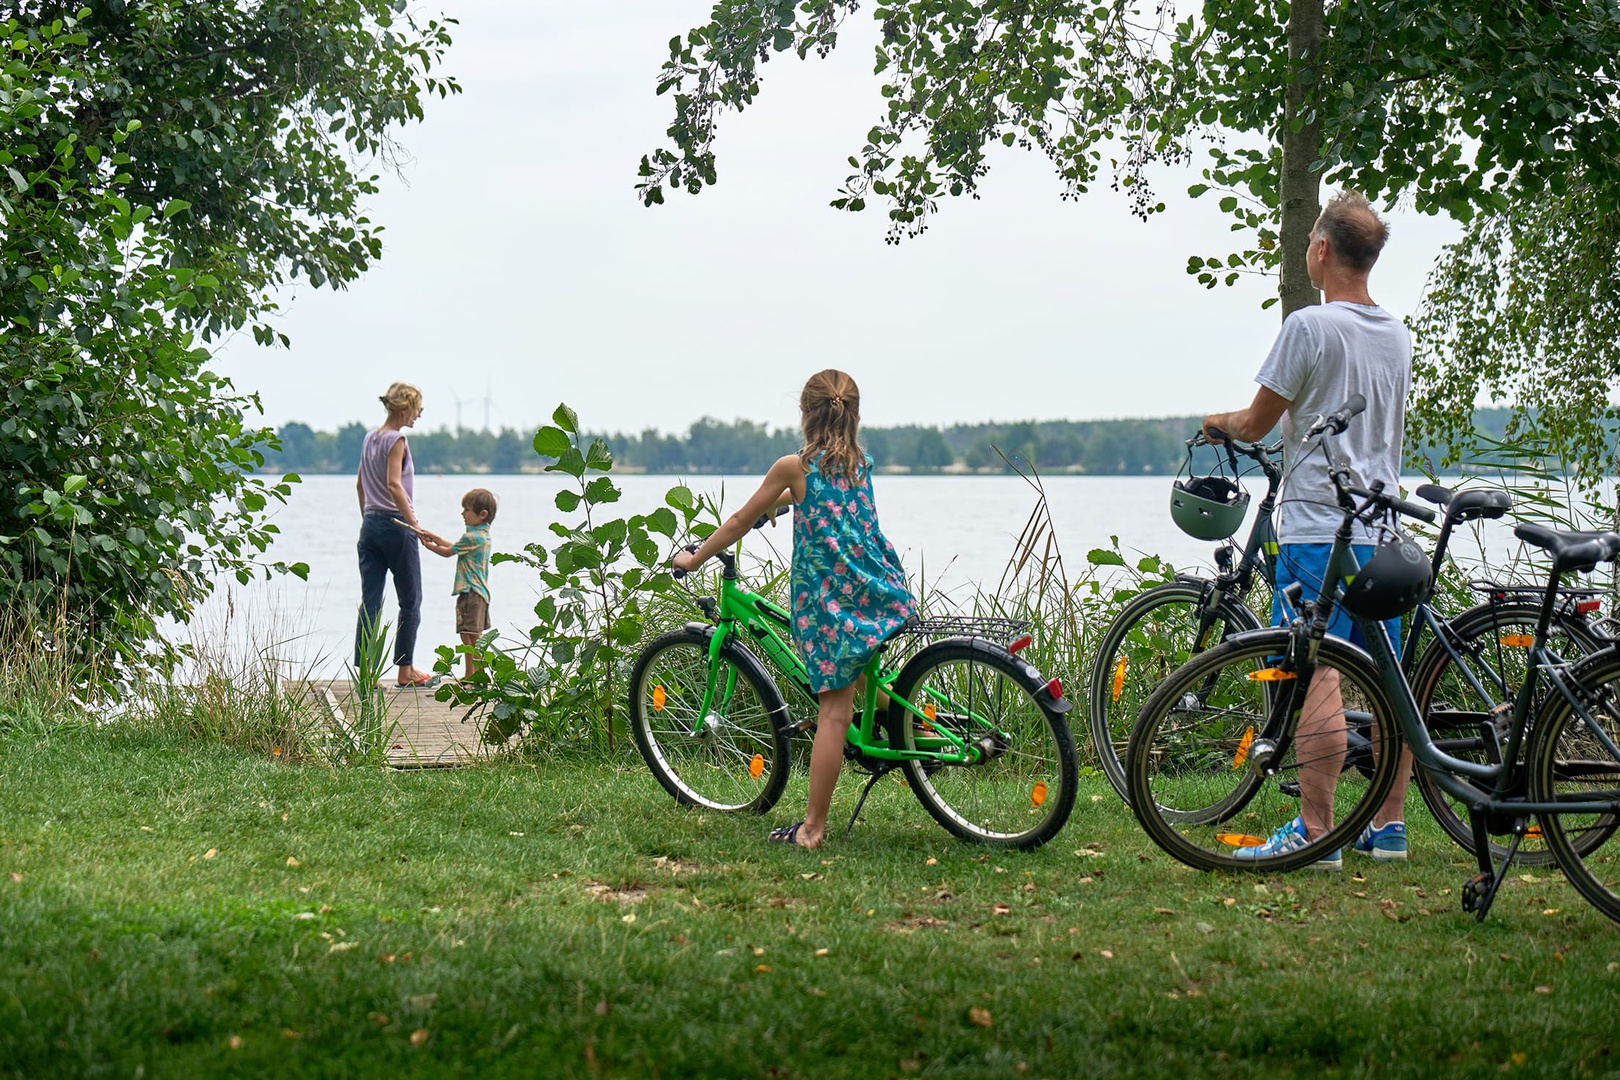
left=1414, top=484, right=1512, bottom=523
left=1515, top=522, right=1620, bottom=574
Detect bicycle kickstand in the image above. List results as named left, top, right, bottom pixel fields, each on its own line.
left=844, top=767, right=892, bottom=837
left=1461, top=810, right=1525, bottom=924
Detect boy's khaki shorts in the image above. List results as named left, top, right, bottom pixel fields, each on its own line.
left=455, top=591, right=490, bottom=635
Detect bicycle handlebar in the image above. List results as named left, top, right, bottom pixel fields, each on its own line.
left=670, top=505, right=792, bottom=579
left=1308, top=393, right=1366, bottom=437
left=1187, top=430, right=1283, bottom=458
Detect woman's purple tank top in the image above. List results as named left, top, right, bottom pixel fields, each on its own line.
left=359, top=428, right=414, bottom=512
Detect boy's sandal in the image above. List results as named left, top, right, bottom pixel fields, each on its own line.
left=396, top=673, right=441, bottom=688
left=768, top=821, right=805, bottom=845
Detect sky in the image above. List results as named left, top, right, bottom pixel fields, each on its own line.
left=211, top=0, right=1462, bottom=437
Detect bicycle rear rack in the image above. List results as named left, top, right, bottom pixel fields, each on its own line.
left=897, top=615, right=1031, bottom=643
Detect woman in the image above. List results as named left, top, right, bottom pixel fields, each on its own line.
left=355, top=382, right=437, bottom=687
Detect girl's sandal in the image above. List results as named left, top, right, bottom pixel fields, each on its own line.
left=768, top=821, right=805, bottom=845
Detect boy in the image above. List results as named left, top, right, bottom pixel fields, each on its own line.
left=421, top=488, right=496, bottom=679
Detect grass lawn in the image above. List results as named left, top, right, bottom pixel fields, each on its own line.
left=2, top=730, right=1618, bottom=1078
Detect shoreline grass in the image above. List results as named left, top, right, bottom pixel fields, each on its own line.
left=4, top=730, right=1619, bottom=1078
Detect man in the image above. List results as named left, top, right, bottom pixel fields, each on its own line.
left=1202, top=190, right=1413, bottom=870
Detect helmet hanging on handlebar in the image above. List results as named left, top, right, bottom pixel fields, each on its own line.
left=1341, top=533, right=1431, bottom=621
left=1170, top=435, right=1250, bottom=541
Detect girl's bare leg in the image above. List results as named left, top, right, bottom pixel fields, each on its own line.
left=796, top=683, right=856, bottom=849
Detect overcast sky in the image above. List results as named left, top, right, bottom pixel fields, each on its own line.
left=211, top=0, right=1462, bottom=436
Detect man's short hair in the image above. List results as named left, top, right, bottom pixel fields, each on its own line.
left=463, top=487, right=497, bottom=525
left=1313, top=190, right=1389, bottom=273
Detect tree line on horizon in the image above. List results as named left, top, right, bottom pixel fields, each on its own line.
left=260, top=410, right=1518, bottom=477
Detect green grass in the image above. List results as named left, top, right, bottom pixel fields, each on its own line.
left=3, top=731, right=1619, bottom=1078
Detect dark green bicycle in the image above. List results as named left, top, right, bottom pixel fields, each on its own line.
left=628, top=515, right=1079, bottom=849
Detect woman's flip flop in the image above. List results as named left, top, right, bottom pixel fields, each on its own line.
left=395, top=673, right=441, bottom=688
left=768, top=821, right=805, bottom=845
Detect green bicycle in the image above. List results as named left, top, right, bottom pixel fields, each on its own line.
left=628, top=515, right=1079, bottom=849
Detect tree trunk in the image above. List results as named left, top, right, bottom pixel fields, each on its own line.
left=1278, top=0, right=1325, bottom=319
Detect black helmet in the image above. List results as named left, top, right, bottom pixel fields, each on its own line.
left=1171, top=474, right=1251, bottom=541
left=1342, top=535, right=1431, bottom=621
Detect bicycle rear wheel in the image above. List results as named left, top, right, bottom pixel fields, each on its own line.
left=1086, top=581, right=1261, bottom=805
left=1410, top=603, right=1602, bottom=865
left=629, top=628, right=791, bottom=813
left=887, top=639, right=1078, bottom=849
left=1127, top=631, right=1399, bottom=873
left=1529, top=650, right=1620, bottom=924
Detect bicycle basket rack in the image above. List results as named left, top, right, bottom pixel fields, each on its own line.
left=897, top=615, right=1031, bottom=644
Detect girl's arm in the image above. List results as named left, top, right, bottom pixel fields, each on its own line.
left=673, top=454, right=804, bottom=572
left=385, top=437, right=417, bottom=528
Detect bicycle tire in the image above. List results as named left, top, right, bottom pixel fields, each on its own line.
left=629, top=627, right=792, bottom=814
left=1127, top=630, right=1400, bottom=873
left=886, top=638, right=1078, bottom=849
left=1409, top=602, right=1602, bottom=865
left=1086, top=580, right=1261, bottom=805
left=1529, top=648, right=1620, bottom=924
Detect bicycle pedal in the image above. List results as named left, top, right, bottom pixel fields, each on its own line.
left=1460, top=872, right=1492, bottom=914
left=1277, top=779, right=1302, bottom=798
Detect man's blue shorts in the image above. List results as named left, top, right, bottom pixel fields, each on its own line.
left=1273, top=543, right=1403, bottom=656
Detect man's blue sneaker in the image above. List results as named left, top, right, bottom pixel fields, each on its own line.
left=1352, top=820, right=1408, bottom=861
left=1230, top=816, right=1341, bottom=872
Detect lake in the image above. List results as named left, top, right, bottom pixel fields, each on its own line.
left=182, top=471, right=1545, bottom=677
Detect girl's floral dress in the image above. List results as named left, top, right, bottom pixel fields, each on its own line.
left=791, top=455, right=916, bottom=693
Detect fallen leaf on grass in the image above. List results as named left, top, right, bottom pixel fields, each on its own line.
left=800, top=873, right=822, bottom=881
left=992, top=903, right=1012, bottom=916
left=1534, top=986, right=1553, bottom=995
left=1609, top=962, right=1618, bottom=973
left=328, top=942, right=358, bottom=954
left=926, top=857, right=937, bottom=866
left=1153, top=907, right=1174, bottom=915
left=1542, top=909, right=1560, bottom=916
left=379, top=953, right=396, bottom=964
left=140, top=826, right=153, bottom=832
left=204, top=849, right=217, bottom=860
left=286, top=857, right=300, bottom=867
left=754, top=964, right=772, bottom=973
left=8, top=873, right=18, bottom=883
left=410, top=994, right=438, bottom=1007
left=1512, top=1052, right=1528, bottom=1066
left=281, top=1029, right=300, bottom=1040
left=814, top=948, right=829, bottom=957
left=370, top=1013, right=389, bottom=1026
left=968, top=1007, right=993, bottom=1028
left=806, top=987, right=827, bottom=997
left=751, top=945, right=766, bottom=956
left=293, top=912, right=315, bottom=921
left=595, top=1001, right=611, bottom=1016
left=410, top=1029, right=430, bottom=1048
left=1196, top=922, right=1214, bottom=935
left=621, top=913, right=636, bottom=924
left=1099, top=950, right=1114, bottom=960
left=228, top=1035, right=244, bottom=1050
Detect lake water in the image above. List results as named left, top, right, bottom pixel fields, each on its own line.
left=184, top=472, right=1551, bottom=677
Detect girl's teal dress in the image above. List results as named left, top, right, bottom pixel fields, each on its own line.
left=791, top=455, right=916, bottom=693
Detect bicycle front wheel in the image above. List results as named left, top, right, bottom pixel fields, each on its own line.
left=887, top=639, right=1078, bottom=849
left=1086, top=581, right=1261, bottom=804
left=1529, top=649, right=1620, bottom=924
left=629, top=628, right=791, bottom=813
left=1410, top=602, right=1602, bottom=865
left=1127, top=631, right=1400, bottom=873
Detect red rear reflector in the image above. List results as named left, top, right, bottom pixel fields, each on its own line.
left=1046, top=677, right=1063, bottom=700
left=1008, top=634, right=1033, bottom=654
left=1578, top=599, right=1602, bottom=614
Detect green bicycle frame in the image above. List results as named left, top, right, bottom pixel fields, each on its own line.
left=693, top=561, right=986, bottom=766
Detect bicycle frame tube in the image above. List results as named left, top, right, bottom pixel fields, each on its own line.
left=706, top=576, right=979, bottom=764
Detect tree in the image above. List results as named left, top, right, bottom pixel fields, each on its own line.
left=906, top=427, right=956, bottom=472
left=638, top=3, right=1620, bottom=329
left=0, top=4, right=457, bottom=675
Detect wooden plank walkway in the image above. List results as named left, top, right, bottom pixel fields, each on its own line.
left=285, top=679, right=511, bottom=768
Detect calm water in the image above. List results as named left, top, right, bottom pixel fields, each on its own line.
left=184, top=472, right=1534, bottom=677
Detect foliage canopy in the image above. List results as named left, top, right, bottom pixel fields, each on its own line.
left=0, top=2, right=457, bottom=675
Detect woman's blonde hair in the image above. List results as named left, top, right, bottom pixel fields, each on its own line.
left=379, top=382, right=422, bottom=416
left=799, top=369, right=864, bottom=480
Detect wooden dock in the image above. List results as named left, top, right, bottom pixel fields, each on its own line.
left=286, top=679, right=512, bottom=768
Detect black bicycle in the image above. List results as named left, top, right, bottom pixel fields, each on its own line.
left=1127, top=395, right=1620, bottom=924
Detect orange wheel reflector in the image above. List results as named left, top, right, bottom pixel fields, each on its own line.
left=1248, top=668, right=1297, bottom=682
left=652, top=685, right=667, bottom=711
left=924, top=702, right=937, bottom=722
left=1111, top=656, right=1129, bottom=703
left=1500, top=634, right=1534, bottom=648
left=1218, top=833, right=1269, bottom=848
left=1233, top=726, right=1256, bottom=768
left=1030, top=780, right=1048, bottom=808
left=749, top=754, right=764, bottom=779
left=1526, top=825, right=1543, bottom=838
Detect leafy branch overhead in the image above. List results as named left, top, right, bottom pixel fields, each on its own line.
left=638, top=2, right=1620, bottom=261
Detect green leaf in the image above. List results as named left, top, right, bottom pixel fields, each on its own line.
left=552, top=403, right=579, bottom=433
left=584, top=476, right=619, bottom=505
left=532, top=426, right=570, bottom=459
left=162, top=199, right=191, bottom=220
left=665, top=485, right=695, bottom=512
left=555, top=489, right=582, bottom=513
left=584, top=437, right=613, bottom=472
left=547, top=446, right=586, bottom=479
left=1086, top=547, right=1126, bottom=567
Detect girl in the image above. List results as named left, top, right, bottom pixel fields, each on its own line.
left=673, top=370, right=915, bottom=848
left=354, top=381, right=438, bottom=688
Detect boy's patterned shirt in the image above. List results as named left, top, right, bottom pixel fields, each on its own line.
left=450, top=524, right=491, bottom=600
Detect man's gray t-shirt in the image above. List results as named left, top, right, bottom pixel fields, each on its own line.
left=1255, top=301, right=1411, bottom=544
